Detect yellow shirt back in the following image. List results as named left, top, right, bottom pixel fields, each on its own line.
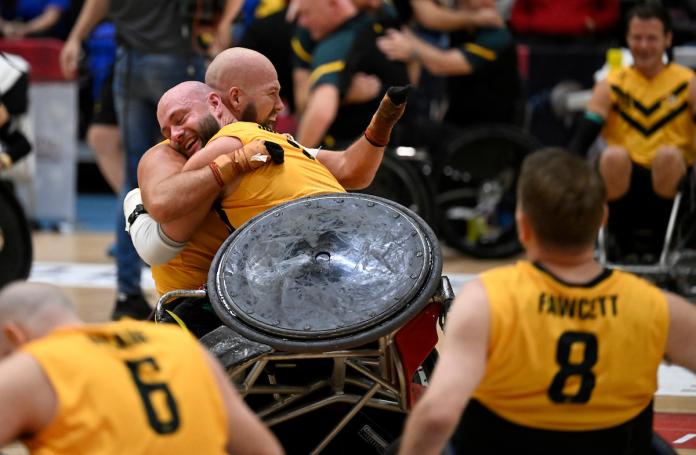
left=209, top=122, right=346, bottom=228
left=475, top=261, right=669, bottom=431
left=21, top=321, right=228, bottom=455
left=603, top=63, right=696, bottom=167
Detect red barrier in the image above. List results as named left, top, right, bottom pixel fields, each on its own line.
left=0, top=38, right=70, bottom=82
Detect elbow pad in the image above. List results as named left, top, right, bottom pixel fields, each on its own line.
left=124, top=188, right=186, bottom=265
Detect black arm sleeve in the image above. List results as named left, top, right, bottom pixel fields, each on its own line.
left=0, top=121, right=31, bottom=164
left=568, top=112, right=604, bottom=158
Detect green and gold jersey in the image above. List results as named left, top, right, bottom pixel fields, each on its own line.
left=475, top=261, right=669, bottom=431
left=603, top=63, right=696, bottom=167
left=22, top=321, right=228, bottom=455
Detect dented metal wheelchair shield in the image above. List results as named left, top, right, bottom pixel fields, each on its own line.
left=207, top=193, right=442, bottom=352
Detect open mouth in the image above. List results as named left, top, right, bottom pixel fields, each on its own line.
left=183, top=136, right=200, bottom=156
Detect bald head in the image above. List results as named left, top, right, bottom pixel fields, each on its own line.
left=297, top=0, right=357, bottom=40
left=205, top=47, right=283, bottom=128
left=157, top=81, right=222, bottom=157
left=206, top=48, right=275, bottom=93
left=0, top=282, right=80, bottom=351
left=158, top=81, right=211, bottom=119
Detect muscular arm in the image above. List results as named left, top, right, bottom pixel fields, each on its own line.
left=316, top=137, right=384, bottom=190
left=664, top=291, right=696, bottom=372
left=138, top=143, right=222, bottom=224
left=296, top=84, right=340, bottom=148
left=209, top=0, right=244, bottom=56
left=399, top=279, right=490, bottom=455
left=0, top=353, right=57, bottom=446
left=292, top=68, right=311, bottom=116
left=15, top=5, right=63, bottom=37
left=411, top=1, right=503, bottom=32
left=378, top=29, right=472, bottom=77
left=315, top=85, right=409, bottom=188
left=138, top=137, right=245, bottom=243
left=585, top=79, right=612, bottom=120
left=200, top=348, right=284, bottom=455
left=60, top=0, right=110, bottom=78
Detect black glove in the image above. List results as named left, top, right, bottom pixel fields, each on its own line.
left=264, top=141, right=285, bottom=164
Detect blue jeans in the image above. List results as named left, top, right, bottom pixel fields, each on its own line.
left=113, top=48, right=205, bottom=296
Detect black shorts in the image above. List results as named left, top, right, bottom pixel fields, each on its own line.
left=453, top=399, right=653, bottom=454
left=91, top=71, right=117, bottom=126
left=159, top=295, right=223, bottom=339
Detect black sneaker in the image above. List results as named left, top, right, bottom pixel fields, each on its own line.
left=112, top=293, right=153, bottom=320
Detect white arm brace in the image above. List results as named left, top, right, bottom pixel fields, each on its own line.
left=123, top=188, right=186, bottom=266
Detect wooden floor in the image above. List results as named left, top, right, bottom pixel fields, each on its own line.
left=30, top=230, right=516, bottom=323
left=10, top=231, right=696, bottom=453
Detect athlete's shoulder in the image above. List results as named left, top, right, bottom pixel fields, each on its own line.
left=666, top=62, right=695, bottom=79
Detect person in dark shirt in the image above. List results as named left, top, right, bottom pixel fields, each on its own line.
left=377, top=0, right=520, bottom=128
left=293, top=0, right=410, bottom=149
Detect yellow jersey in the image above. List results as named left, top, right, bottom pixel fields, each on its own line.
left=603, top=63, right=696, bottom=167
left=21, top=321, right=228, bottom=455
left=209, top=121, right=346, bottom=228
left=474, top=261, right=669, bottom=431
left=151, top=209, right=229, bottom=295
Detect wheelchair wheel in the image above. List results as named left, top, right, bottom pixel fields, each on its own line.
left=434, top=124, right=539, bottom=259
left=356, top=151, right=435, bottom=227
left=0, top=182, right=32, bottom=287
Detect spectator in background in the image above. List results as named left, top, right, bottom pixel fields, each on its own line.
left=510, top=0, right=620, bottom=43
left=83, top=21, right=123, bottom=194
left=377, top=0, right=520, bottom=128
left=568, top=3, right=695, bottom=260
left=293, top=0, right=409, bottom=148
left=0, top=0, right=71, bottom=39
left=0, top=52, right=31, bottom=171
left=60, top=0, right=217, bottom=320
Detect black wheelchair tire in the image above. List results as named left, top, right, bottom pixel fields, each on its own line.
left=0, top=182, right=32, bottom=287
left=355, top=152, right=435, bottom=228
left=434, top=124, right=539, bottom=259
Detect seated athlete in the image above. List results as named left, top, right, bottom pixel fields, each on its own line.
left=399, top=149, right=696, bottom=454
left=126, top=79, right=409, bottom=336
left=569, top=3, right=696, bottom=258
left=0, top=281, right=283, bottom=455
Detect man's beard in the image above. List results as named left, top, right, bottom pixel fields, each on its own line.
left=198, top=114, right=221, bottom=145
left=241, top=102, right=275, bottom=128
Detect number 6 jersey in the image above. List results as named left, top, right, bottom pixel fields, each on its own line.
left=474, top=260, right=669, bottom=431
left=19, top=320, right=228, bottom=455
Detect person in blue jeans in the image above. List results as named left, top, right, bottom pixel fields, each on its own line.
left=60, top=0, right=210, bottom=319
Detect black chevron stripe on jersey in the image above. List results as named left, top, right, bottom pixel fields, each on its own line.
left=610, top=81, right=688, bottom=117
left=613, top=100, right=689, bottom=137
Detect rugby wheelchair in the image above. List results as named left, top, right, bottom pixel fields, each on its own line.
left=0, top=180, right=32, bottom=287
left=359, top=123, right=539, bottom=259
left=597, top=172, right=696, bottom=300
left=155, top=193, right=454, bottom=454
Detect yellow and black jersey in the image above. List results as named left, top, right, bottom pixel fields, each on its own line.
left=209, top=121, right=346, bottom=228
left=21, top=321, right=228, bottom=455
left=474, top=261, right=669, bottom=431
left=603, top=63, right=696, bottom=167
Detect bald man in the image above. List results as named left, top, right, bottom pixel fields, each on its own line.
left=127, top=75, right=408, bottom=336
left=0, top=281, right=283, bottom=455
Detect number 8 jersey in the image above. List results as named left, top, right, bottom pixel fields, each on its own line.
left=474, top=260, right=669, bottom=431
left=19, top=320, right=228, bottom=455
